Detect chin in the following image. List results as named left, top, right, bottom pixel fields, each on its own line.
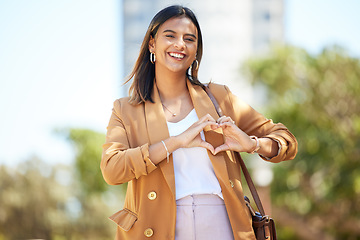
left=168, top=63, right=190, bottom=72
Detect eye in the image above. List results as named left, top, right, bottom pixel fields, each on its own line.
left=185, top=38, right=195, bottom=42
left=165, top=34, right=175, bottom=38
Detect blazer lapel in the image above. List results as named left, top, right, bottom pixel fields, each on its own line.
left=144, top=85, right=176, bottom=198
left=187, top=82, right=232, bottom=191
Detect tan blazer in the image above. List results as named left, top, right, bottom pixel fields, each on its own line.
left=101, top=81, right=297, bottom=240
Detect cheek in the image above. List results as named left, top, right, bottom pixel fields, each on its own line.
left=190, top=45, right=198, bottom=57
left=160, top=36, right=174, bottom=45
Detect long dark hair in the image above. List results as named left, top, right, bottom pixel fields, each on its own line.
left=125, top=5, right=204, bottom=104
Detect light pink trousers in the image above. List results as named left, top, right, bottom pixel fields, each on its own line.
left=175, top=194, right=234, bottom=240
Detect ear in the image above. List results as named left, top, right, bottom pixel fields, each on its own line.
left=148, top=36, right=155, bottom=53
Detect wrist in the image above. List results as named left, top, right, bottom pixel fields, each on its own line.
left=248, top=136, right=260, bottom=154
left=168, top=136, right=182, bottom=152
left=256, top=137, right=279, bottom=158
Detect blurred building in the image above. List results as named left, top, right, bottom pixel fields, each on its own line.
left=122, top=0, right=284, bottom=102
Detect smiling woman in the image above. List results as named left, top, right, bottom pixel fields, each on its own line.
left=100, top=5, right=297, bottom=240
left=148, top=16, right=198, bottom=122
left=149, top=17, right=198, bottom=69
left=124, top=6, right=203, bottom=105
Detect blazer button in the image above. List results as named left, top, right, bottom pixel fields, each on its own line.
left=148, top=191, right=157, bottom=200
left=144, top=228, right=154, bottom=237
left=229, top=180, right=234, bottom=188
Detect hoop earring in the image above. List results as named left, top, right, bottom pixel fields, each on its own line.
left=189, top=59, right=199, bottom=72
left=150, top=52, right=156, bottom=64
left=187, top=66, right=193, bottom=80
left=193, top=59, right=199, bottom=70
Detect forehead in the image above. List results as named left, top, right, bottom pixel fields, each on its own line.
left=158, top=16, right=198, bottom=36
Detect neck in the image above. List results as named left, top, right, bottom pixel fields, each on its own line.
left=154, top=67, right=194, bottom=121
left=155, top=68, right=189, bottom=101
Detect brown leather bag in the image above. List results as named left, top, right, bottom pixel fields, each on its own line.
left=205, top=86, right=277, bottom=240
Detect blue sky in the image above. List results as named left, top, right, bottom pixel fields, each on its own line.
left=285, top=0, right=360, bottom=57
left=0, top=0, right=359, bottom=166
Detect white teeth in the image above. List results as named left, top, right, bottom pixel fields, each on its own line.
left=169, top=52, right=184, bottom=59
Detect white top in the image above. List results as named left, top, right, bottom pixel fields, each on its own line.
left=167, top=109, right=223, bottom=200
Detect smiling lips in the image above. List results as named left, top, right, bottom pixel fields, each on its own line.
left=169, top=52, right=185, bottom=60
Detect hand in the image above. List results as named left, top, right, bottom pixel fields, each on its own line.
left=175, top=114, right=219, bottom=154
left=213, top=116, right=256, bottom=155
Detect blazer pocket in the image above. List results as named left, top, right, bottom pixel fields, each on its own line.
left=109, top=208, right=138, bottom=232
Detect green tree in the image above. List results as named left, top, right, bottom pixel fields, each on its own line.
left=63, top=128, right=126, bottom=238
left=59, top=128, right=126, bottom=238
left=243, top=45, right=360, bottom=240
left=63, top=128, right=108, bottom=195
left=0, top=158, right=61, bottom=239
left=0, top=128, right=123, bottom=239
left=62, top=128, right=127, bottom=195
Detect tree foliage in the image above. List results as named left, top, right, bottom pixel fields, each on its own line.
left=0, top=128, right=124, bottom=239
left=64, top=128, right=108, bottom=195
left=0, top=157, right=114, bottom=239
left=243, top=45, right=360, bottom=239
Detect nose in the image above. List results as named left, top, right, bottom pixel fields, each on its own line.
left=174, top=38, right=185, bottom=50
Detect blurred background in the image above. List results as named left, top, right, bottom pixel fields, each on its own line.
left=0, top=0, right=359, bottom=239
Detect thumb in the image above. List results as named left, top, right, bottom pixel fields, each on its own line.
left=214, top=144, right=230, bottom=155
left=199, top=141, right=215, bottom=155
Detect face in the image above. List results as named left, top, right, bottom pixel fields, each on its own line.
left=149, top=16, right=198, bottom=74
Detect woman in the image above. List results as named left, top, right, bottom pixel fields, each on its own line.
left=101, top=5, right=297, bottom=240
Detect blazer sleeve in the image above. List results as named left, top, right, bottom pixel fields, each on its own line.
left=223, top=85, right=298, bottom=163
left=100, top=99, right=157, bottom=185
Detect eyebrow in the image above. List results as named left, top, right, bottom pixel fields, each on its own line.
left=163, top=29, right=197, bottom=39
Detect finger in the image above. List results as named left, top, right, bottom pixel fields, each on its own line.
left=216, top=116, right=234, bottom=123
left=199, top=141, right=215, bottom=155
left=214, top=144, right=230, bottom=155
left=188, top=117, right=217, bottom=132
left=218, top=121, right=235, bottom=129
left=199, top=121, right=219, bottom=132
left=198, top=114, right=217, bottom=123
left=217, top=116, right=234, bottom=124
left=216, top=116, right=226, bottom=123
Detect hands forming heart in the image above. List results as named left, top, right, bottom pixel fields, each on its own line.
left=175, top=114, right=256, bottom=155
